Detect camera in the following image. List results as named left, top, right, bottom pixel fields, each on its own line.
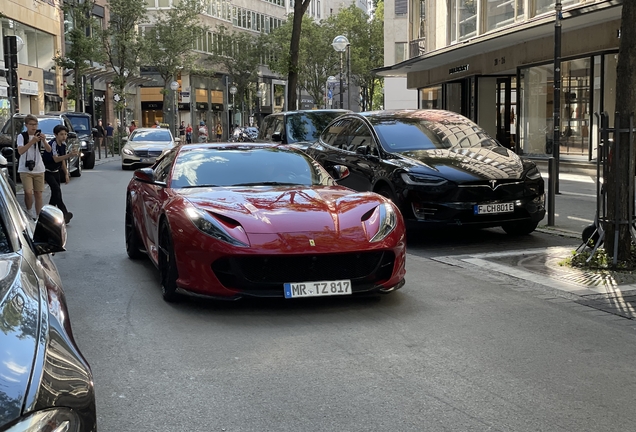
left=35, top=129, right=41, bottom=137
left=25, top=160, right=35, bottom=171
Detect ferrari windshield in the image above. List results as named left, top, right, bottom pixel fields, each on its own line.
left=369, top=111, right=499, bottom=152
left=170, top=146, right=335, bottom=188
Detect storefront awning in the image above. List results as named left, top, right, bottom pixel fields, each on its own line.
left=374, top=0, right=621, bottom=78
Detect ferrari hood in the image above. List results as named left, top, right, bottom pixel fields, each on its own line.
left=180, top=186, right=383, bottom=235
left=0, top=255, right=40, bottom=427
left=396, top=145, right=525, bottom=181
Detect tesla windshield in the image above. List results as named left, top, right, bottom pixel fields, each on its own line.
left=370, top=116, right=499, bottom=152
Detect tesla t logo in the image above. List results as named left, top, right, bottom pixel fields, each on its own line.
left=489, top=180, right=497, bottom=189
left=309, top=240, right=316, bottom=246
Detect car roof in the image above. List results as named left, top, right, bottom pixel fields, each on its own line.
left=267, top=109, right=351, bottom=116
left=132, top=127, right=171, bottom=132
left=178, top=142, right=296, bottom=152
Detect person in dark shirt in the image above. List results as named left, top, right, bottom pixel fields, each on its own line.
left=179, top=121, right=185, bottom=143
left=105, top=122, right=114, bottom=153
left=43, top=124, right=79, bottom=224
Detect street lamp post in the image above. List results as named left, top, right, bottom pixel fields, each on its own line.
left=229, top=85, right=237, bottom=129
left=255, top=88, right=263, bottom=128
left=332, top=35, right=350, bottom=110
left=3, top=35, right=24, bottom=183
left=170, top=80, right=179, bottom=139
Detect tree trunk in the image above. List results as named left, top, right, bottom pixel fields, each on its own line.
left=287, top=0, right=310, bottom=111
left=605, top=2, right=636, bottom=262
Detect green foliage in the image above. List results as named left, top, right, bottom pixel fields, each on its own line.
left=53, top=0, right=104, bottom=111
left=206, top=26, right=265, bottom=112
left=102, top=0, right=148, bottom=95
left=562, top=244, right=636, bottom=271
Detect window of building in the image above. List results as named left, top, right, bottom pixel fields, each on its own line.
left=534, top=0, right=579, bottom=16
left=420, top=86, right=442, bottom=109
left=157, top=0, right=170, bottom=7
left=395, top=42, right=407, bottom=64
left=484, top=0, right=525, bottom=31
left=448, top=0, right=477, bottom=43
left=395, top=0, right=407, bottom=16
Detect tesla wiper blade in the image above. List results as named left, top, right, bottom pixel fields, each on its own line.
left=232, top=182, right=298, bottom=186
left=180, top=184, right=219, bottom=188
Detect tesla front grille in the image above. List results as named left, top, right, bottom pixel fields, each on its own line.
left=212, top=251, right=395, bottom=291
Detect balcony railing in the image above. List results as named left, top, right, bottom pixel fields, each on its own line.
left=409, top=38, right=426, bottom=58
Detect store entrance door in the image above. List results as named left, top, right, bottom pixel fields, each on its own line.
left=496, top=77, right=516, bottom=150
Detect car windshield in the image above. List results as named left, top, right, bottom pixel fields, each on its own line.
left=37, top=118, right=64, bottom=135
left=369, top=114, right=499, bottom=152
left=286, top=112, right=345, bottom=144
left=170, top=147, right=335, bottom=188
left=67, top=116, right=91, bottom=134
left=130, top=129, right=172, bottom=142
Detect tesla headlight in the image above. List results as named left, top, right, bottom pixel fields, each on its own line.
left=186, top=207, right=248, bottom=247
left=80, top=140, right=87, bottom=148
left=368, top=203, right=398, bottom=243
left=122, top=147, right=134, bottom=155
left=400, top=172, right=448, bottom=186
left=4, top=408, right=81, bottom=432
left=525, top=166, right=542, bottom=180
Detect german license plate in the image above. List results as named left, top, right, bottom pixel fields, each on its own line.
left=140, top=157, right=156, bottom=164
left=284, top=280, right=352, bottom=298
left=474, top=202, right=515, bottom=215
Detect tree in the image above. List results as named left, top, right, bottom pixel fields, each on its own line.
left=266, top=15, right=339, bottom=109
left=287, top=0, right=312, bottom=110
left=53, top=0, right=104, bottom=112
left=144, top=0, right=208, bottom=133
left=207, top=26, right=264, bottom=125
left=101, top=0, right=147, bottom=132
left=606, top=2, right=636, bottom=262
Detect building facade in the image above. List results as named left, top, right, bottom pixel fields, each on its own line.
left=378, top=0, right=622, bottom=160
left=1, top=0, right=65, bottom=127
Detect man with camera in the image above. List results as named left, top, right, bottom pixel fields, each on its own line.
left=17, top=114, right=52, bottom=219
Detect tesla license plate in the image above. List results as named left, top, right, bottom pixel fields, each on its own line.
left=284, top=280, right=352, bottom=298
left=474, top=202, right=515, bottom=215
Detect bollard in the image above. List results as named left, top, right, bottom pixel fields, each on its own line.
left=547, top=157, right=556, bottom=226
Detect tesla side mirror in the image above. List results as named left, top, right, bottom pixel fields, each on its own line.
left=134, top=167, right=166, bottom=187
left=33, top=205, right=67, bottom=255
left=271, top=132, right=283, bottom=142
left=356, top=145, right=370, bottom=156
left=331, top=165, right=350, bottom=181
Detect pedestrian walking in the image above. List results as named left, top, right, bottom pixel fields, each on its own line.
left=216, top=122, right=223, bottom=142
left=198, top=121, right=208, bottom=143
left=43, top=124, right=78, bottom=224
left=186, top=123, right=193, bottom=144
left=179, top=121, right=186, bottom=143
left=17, top=114, right=51, bottom=219
left=94, top=119, right=105, bottom=154
left=105, top=122, right=114, bottom=154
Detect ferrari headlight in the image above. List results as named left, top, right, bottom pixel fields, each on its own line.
left=122, top=147, right=134, bottom=155
left=400, top=172, right=448, bottom=186
left=186, top=207, right=248, bottom=247
left=4, top=408, right=81, bottom=432
left=369, top=203, right=397, bottom=243
left=525, top=166, right=542, bottom=180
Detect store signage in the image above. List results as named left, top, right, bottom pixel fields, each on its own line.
left=449, top=64, right=469, bottom=75
left=94, top=95, right=105, bottom=103
left=20, top=79, right=39, bottom=95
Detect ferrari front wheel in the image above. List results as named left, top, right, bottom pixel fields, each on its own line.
left=159, top=223, right=180, bottom=302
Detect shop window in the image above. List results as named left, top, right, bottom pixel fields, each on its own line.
left=420, top=86, right=442, bottom=109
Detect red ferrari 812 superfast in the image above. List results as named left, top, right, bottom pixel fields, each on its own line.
left=125, top=143, right=406, bottom=302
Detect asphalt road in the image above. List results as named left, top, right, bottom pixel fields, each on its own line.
left=52, top=160, right=636, bottom=432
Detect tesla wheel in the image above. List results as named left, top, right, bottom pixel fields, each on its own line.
left=125, top=201, right=144, bottom=259
left=70, top=157, right=82, bottom=177
left=7, top=177, right=16, bottom=196
left=376, top=185, right=396, bottom=202
left=84, top=151, right=95, bottom=169
left=159, top=223, right=180, bottom=303
left=502, top=220, right=539, bottom=235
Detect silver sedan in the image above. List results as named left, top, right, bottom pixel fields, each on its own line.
left=121, top=127, right=175, bottom=170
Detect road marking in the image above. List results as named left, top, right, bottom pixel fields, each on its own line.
left=567, top=216, right=594, bottom=223
left=541, top=173, right=595, bottom=183
left=560, top=191, right=596, bottom=198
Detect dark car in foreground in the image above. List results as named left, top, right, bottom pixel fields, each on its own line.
left=305, top=109, right=546, bottom=235
left=126, top=143, right=406, bottom=302
left=0, top=114, right=83, bottom=177
left=0, top=175, right=96, bottom=431
left=257, top=109, right=350, bottom=149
